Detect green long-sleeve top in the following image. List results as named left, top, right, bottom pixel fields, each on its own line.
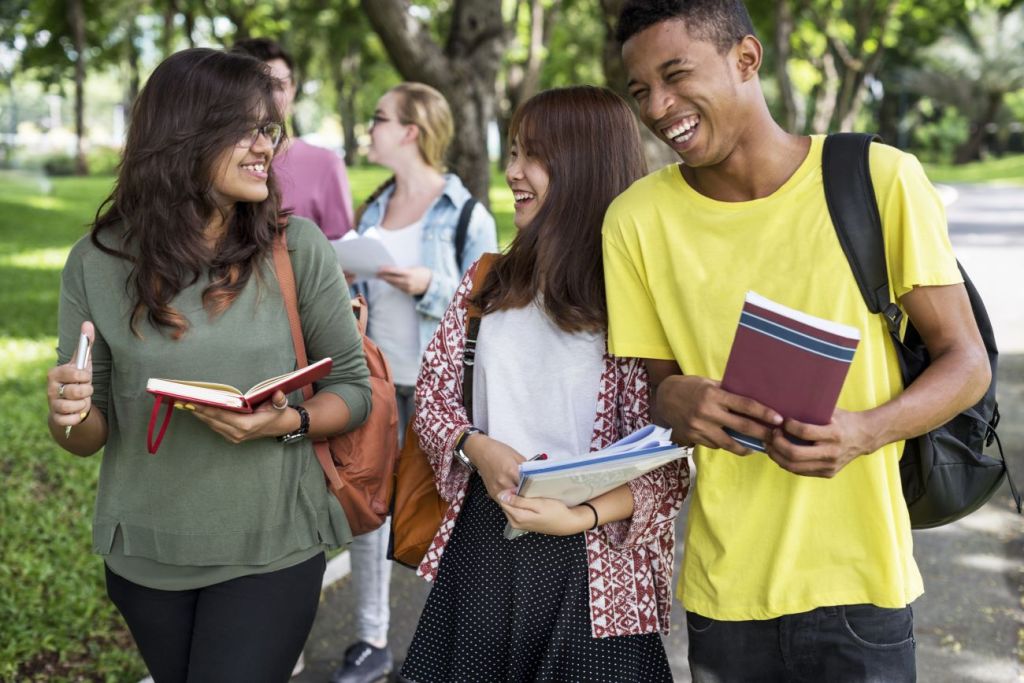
left=57, top=217, right=371, bottom=590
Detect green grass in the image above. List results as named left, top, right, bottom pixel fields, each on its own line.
left=924, top=154, right=1024, bottom=186
left=0, top=170, right=142, bottom=681
left=0, top=164, right=513, bottom=681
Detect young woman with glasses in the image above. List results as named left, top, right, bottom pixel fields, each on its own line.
left=44, top=48, right=371, bottom=682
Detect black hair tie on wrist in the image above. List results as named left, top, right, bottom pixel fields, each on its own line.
left=580, top=501, right=599, bottom=531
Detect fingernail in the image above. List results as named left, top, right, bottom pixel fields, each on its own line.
left=79, top=411, right=89, bottom=420
left=184, top=403, right=196, bottom=411
left=174, top=402, right=185, bottom=410
left=499, top=492, right=510, bottom=503
left=772, top=414, right=783, bottom=425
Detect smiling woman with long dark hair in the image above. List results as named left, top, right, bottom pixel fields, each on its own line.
left=44, top=48, right=371, bottom=682
left=402, top=86, right=689, bottom=683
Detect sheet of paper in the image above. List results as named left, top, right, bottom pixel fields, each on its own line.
left=331, top=233, right=395, bottom=278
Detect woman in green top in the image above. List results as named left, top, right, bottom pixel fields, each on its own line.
left=45, top=48, right=371, bottom=682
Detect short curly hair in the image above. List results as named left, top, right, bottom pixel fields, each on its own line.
left=615, top=0, right=755, bottom=53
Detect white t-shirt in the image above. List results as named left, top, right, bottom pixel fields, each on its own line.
left=366, top=221, right=424, bottom=386
left=472, top=301, right=605, bottom=459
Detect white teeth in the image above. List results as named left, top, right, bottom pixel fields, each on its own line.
left=241, top=163, right=266, bottom=173
left=663, top=115, right=700, bottom=143
left=513, top=191, right=534, bottom=202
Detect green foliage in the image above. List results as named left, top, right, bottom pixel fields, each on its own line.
left=41, top=154, right=77, bottom=177
left=85, top=146, right=121, bottom=176
left=911, top=104, right=970, bottom=163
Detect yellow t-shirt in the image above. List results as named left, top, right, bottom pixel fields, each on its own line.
left=602, top=135, right=962, bottom=621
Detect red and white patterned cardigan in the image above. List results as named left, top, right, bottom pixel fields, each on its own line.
left=412, top=261, right=690, bottom=638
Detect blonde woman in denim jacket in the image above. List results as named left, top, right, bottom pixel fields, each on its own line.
left=332, top=82, right=497, bottom=683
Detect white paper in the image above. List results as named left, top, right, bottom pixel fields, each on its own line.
left=331, top=232, right=395, bottom=278
left=504, top=425, right=689, bottom=540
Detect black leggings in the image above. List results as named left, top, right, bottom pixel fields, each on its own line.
left=105, top=552, right=325, bottom=683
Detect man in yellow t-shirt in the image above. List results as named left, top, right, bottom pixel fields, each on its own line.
left=604, top=2, right=991, bottom=681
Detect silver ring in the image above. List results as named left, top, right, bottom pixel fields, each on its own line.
left=58, top=383, right=66, bottom=398
left=272, top=396, right=289, bottom=410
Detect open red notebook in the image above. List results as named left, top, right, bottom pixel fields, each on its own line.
left=145, top=357, right=332, bottom=453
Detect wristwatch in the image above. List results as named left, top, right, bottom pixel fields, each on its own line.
left=278, top=404, right=310, bottom=444
left=453, top=427, right=483, bottom=471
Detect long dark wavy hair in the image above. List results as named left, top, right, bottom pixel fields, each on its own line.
left=473, top=86, right=647, bottom=333
left=91, top=48, right=284, bottom=339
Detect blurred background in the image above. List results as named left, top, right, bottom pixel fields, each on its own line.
left=1, top=1, right=1022, bottom=681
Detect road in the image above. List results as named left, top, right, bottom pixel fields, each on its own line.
left=296, top=183, right=1024, bottom=683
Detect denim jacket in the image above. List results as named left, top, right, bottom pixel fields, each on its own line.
left=354, top=173, right=498, bottom=356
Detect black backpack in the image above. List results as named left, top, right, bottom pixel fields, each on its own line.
left=821, top=133, right=1021, bottom=529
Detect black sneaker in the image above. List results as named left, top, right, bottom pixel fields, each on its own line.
left=329, top=641, right=394, bottom=683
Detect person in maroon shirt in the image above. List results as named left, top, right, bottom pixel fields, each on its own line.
left=232, top=38, right=355, bottom=240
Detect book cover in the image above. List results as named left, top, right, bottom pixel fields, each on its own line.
left=504, top=425, right=689, bottom=539
left=720, top=291, right=860, bottom=452
left=146, top=357, right=333, bottom=413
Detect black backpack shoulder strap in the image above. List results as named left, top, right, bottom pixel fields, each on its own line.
left=822, top=133, right=903, bottom=334
left=454, top=197, right=478, bottom=272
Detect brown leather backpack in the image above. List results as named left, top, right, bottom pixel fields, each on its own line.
left=389, top=253, right=495, bottom=568
left=273, top=229, right=399, bottom=536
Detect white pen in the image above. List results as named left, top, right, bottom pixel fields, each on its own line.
left=65, top=332, right=91, bottom=439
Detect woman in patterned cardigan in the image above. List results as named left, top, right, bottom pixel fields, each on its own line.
left=400, top=86, right=690, bottom=683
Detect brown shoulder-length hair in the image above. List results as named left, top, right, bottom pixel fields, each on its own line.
left=473, top=86, right=646, bottom=333
left=91, top=47, right=284, bottom=339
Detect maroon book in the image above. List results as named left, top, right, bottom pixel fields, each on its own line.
left=720, top=292, right=860, bottom=451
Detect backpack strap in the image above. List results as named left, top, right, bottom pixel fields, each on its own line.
left=272, top=226, right=345, bottom=492
left=461, top=253, right=497, bottom=421
left=454, top=198, right=478, bottom=271
left=821, top=133, right=903, bottom=335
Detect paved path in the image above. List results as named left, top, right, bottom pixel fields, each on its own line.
left=296, top=183, right=1024, bottom=682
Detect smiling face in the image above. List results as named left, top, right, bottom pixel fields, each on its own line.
left=623, top=18, right=755, bottom=169
left=209, top=125, right=276, bottom=210
left=505, top=137, right=550, bottom=231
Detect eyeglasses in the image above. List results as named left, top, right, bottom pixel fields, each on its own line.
left=239, top=123, right=283, bottom=150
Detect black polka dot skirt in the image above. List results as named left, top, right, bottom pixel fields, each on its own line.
left=400, top=474, right=673, bottom=683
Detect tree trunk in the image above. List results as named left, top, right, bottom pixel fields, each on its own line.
left=772, top=1, right=800, bottom=133
left=599, top=0, right=677, bottom=170
left=337, top=43, right=361, bottom=168
left=955, top=91, right=1003, bottom=164
left=68, top=0, right=88, bottom=175
left=183, top=8, right=196, bottom=48
left=362, top=0, right=507, bottom=205
left=498, top=0, right=553, bottom=165
left=124, top=16, right=141, bottom=112
left=162, top=0, right=177, bottom=57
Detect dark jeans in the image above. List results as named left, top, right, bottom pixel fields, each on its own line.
left=105, top=552, right=326, bottom=683
left=687, top=604, right=916, bottom=683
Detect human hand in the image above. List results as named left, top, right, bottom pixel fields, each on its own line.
left=657, top=375, right=782, bottom=455
left=47, top=321, right=95, bottom=430
left=467, top=435, right=526, bottom=502
left=764, top=409, right=878, bottom=478
left=377, top=265, right=432, bottom=296
left=188, top=390, right=298, bottom=444
left=497, top=491, right=593, bottom=536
